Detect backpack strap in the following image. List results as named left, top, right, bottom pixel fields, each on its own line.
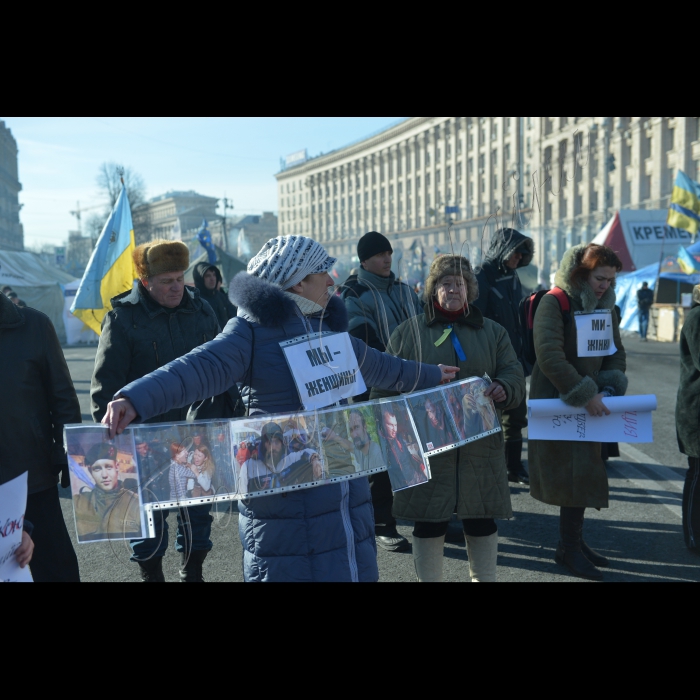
left=547, top=287, right=571, bottom=318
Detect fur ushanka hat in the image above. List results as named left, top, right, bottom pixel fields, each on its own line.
left=424, top=255, right=479, bottom=305
left=133, top=239, right=190, bottom=279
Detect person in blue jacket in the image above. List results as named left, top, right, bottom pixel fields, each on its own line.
left=103, top=236, right=459, bottom=583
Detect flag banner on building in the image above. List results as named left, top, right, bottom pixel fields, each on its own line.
left=668, top=171, right=700, bottom=237
left=678, top=245, right=700, bottom=275
left=197, top=219, right=217, bottom=264
left=64, top=377, right=501, bottom=543
left=71, top=187, right=136, bottom=335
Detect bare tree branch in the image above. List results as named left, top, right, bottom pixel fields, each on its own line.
left=96, top=162, right=147, bottom=210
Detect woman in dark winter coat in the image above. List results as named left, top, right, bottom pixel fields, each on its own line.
left=192, top=262, right=237, bottom=330
left=676, top=284, right=700, bottom=555
left=103, top=236, right=459, bottom=583
left=529, top=243, right=627, bottom=581
left=372, top=255, right=526, bottom=582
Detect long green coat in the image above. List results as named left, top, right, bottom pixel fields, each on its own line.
left=372, top=304, right=526, bottom=522
left=529, top=245, right=628, bottom=509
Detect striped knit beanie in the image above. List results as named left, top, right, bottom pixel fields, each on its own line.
left=247, top=236, right=337, bottom=290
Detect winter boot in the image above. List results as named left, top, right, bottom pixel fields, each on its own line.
left=581, top=540, right=610, bottom=568
left=412, top=536, right=445, bottom=582
left=179, top=550, right=209, bottom=583
left=137, top=557, right=165, bottom=583
left=465, top=533, right=498, bottom=583
left=506, top=440, right=529, bottom=485
left=555, top=508, right=604, bottom=581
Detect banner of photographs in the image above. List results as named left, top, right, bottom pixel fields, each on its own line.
left=64, top=377, right=500, bottom=544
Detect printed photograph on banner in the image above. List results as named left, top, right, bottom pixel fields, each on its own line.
left=444, top=378, right=499, bottom=441
left=373, top=400, right=429, bottom=492
left=407, top=387, right=459, bottom=454
left=234, top=414, right=324, bottom=496
left=346, top=406, right=387, bottom=475
left=131, top=422, right=236, bottom=506
left=65, top=427, right=146, bottom=544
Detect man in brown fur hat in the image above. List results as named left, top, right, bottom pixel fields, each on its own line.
left=91, top=239, right=236, bottom=583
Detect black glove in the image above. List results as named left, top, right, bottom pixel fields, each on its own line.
left=54, top=463, right=70, bottom=490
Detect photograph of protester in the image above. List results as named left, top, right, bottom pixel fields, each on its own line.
left=371, top=254, right=525, bottom=583
left=348, top=408, right=386, bottom=474
left=373, top=403, right=428, bottom=490
left=319, top=409, right=361, bottom=476
left=407, top=390, right=458, bottom=453
left=70, top=439, right=144, bottom=543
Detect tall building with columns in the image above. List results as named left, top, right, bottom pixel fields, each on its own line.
left=276, top=117, right=700, bottom=283
left=0, top=120, right=24, bottom=251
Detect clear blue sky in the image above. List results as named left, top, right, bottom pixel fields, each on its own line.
left=2, top=117, right=406, bottom=249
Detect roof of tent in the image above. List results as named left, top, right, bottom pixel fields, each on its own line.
left=185, top=245, right=247, bottom=287
left=0, top=251, right=75, bottom=287
left=592, top=210, right=695, bottom=272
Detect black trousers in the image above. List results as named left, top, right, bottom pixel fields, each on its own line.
left=683, top=458, right=700, bottom=552
left=25, top=486, right=81, bottom=583
left=414, top=519, right=498, bottom=539
left=501, top=396, right=528, bottom=443
left=370, top=471, right=397, bottom=535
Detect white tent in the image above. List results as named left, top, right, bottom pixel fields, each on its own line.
left=0, top=251, right=76, bottom=344
left=62, top=280, right=99, bottom=345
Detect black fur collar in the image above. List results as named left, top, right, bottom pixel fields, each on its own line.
left=0, top=293, right=23, bottom=330
left=229, top=273, right=349, bottom=332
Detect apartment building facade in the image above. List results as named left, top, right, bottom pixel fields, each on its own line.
left=0, top=120, right=24, bottom=251
left=276, top=117, right=700, bottom=283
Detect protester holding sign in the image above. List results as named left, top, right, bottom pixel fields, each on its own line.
left=102, top=236, right=459, bottom=583
left=372, top=255, right=526, bottom=583
left=0, top=290, right=82, bottom=582
left=676, top=284, right=700, bottom=555
left=529, top=243, right=627, bottom=581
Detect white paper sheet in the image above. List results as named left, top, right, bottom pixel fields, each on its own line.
left=575, top=310, right=617, bottom=357
left=528, top=395, right=657, bottom=443
left=0, top=472, right=33, bottom=583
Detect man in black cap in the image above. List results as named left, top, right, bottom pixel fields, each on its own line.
left=342, top=231, right=423, bottom=553
left=474, top=227, right=534, bottom=485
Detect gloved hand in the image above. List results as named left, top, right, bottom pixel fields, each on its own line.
left=54, top=463, right=70, bottom=490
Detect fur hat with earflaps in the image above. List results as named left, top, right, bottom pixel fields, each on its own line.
left=133, top=239, right=190, bottom=279
left=424, top=255, right=479, bottom=305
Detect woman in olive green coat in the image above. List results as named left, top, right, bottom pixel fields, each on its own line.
left=372, top=255, right=525, bottom=582
left=530, top=243, right=627, bottom=581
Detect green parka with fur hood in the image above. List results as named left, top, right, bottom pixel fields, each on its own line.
left=371, top=256, right=526, bottom=523
left=529, top=244, right=628, bottom=509
left=676, top=285, right=700, bottom=459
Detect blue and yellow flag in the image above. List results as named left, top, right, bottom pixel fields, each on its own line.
left=71, top=187, right=136, bottom=335
left=668, top=171, right=700, bottom=236
left=678, top=245, right=700, bottom=275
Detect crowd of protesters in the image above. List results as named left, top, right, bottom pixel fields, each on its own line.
left=3, top=225, right=699, bottom=583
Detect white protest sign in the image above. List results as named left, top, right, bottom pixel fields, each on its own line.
left=528, top=395, right=657, bottom=443
left=280, top=332, right=367, bottom=411
left=575, top=310, right=617, bottom=358
left=0, top=472, right=33, bottom=583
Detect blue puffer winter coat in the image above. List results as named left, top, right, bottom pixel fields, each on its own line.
left=119, top=273, right=442, bottom=582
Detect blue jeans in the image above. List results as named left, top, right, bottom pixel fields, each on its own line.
left=130, top=504, right=213, bottom=561
left=639, top=311, right=650, bottom=339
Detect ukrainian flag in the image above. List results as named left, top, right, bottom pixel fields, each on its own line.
left=71, top=187, right=136, bottom=335
left=668, top=171, right=700, bottom=236
left=678, top=245, right=700, bottom=275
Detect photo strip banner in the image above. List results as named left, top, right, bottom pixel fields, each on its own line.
left=64, top=377, right=501, bottom=544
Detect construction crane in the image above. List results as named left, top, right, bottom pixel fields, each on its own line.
left=70, top=202, right=108, bottom=236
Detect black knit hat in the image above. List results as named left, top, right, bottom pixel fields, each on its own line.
left=358, top=232, right=393, bottom=263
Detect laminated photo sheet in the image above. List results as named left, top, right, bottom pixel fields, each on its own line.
left=131, top=420, right=238, bottom=509
left=528, top=395, right=657, bottom=443
left=372, top=397, right=430, bottom=492
left=411, top=377, right=502, bottom=458
left=64, top=425, right=147, bottom=544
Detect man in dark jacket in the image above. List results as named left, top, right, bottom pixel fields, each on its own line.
left=473, top=228, right=534, bottom=485
left=342, top=231, right=424, bottom=553
left=677, top=284, right=700, bottom=554
left=637, top=282, right=654, bottom=341
left=0, top=291, right=82, bottom=582
left=192, top=262, right=237, bottom=331
left=91, top=239, right=232, bottom=583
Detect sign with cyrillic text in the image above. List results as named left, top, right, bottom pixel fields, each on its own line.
left=575, top=310, right=617, bottom=358
left=280, top=332, right=367, bottom=411
left=0, top=472, right=33, bottom=583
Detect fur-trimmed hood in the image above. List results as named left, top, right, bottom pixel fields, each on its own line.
left=694, top=284, right=700, bottom=308
left=0, top=292, right=23, bottom=330
left=229, top=272, right=349, bottom=332
left=555, top=244, right=616, bottom=313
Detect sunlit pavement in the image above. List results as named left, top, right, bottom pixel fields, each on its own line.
left=61, top=337, right=700, bottom=583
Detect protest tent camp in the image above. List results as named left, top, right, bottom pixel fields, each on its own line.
left=185, top=245, right=247, bottom=288
left=0, top=251, right=76, bottom=343
left=593, top=210, right=695, bottom=272
left=615, top=238, right=700, bottom=332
